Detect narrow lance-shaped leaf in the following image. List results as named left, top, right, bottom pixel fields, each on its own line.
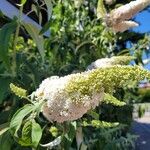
left=0, top=21, right=17, bottom=70
left=41, top=136, right=61, bottom=149
left=0, top=128, right=9, bottom=136
left=21, top=0, right=27, bottom=5
left=44, top=0, right=53, bottom=20
left=22, top=23, right=45, bottom=62
left=40, top=20, right=51, bottom=35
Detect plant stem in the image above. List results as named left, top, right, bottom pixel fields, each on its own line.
left=76, top=126, right=83, bottom=150
left=12, top=5, right=23, bottom=76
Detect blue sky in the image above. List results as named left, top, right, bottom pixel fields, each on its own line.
left=134, top=10, right=150, bottom=33
left=132, top=10, right=150, bottom=70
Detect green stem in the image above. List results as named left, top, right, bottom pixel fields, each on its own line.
left=12, top=5, right=23, bottom=76
left=25, top=96, right=34, bottom=104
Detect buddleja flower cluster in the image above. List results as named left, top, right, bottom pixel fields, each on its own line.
left=87, top=56, right=134, bottom=70
left=34, top=56, right=150, bottom=123
left=35, top=74, right=104, bottom=123
left=97, top=0, right=150, bottom=32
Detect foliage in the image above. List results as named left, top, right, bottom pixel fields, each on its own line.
left=0, top=0, right=150, bottom=150
left=100, top=104, right=133, bottom=126
left=83, top=125, right=137, bottom=150
left=0, top=20, right=17, bottom=70
left=138, top=88, right=150, bottom=102
left=3, top=65, right=147, bottom=149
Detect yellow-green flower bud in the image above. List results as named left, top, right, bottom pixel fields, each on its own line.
left=10, top=83, right=27, bottom=98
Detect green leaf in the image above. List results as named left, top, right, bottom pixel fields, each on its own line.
left=31, top=4, right=38, bottom=16
left=64, top=122, right=76, bottom=142
left=32, top=120, right=42, bottom=148
left=44, top=0, right=53, bottom=20
left=0, top=122, right=9, bottom=130
left=0, top=21, right=17, bottom=69
left=21, top=0, right=27, bottom=5
left=0, top=127, right=9, bottom=136
left=0, top=132, right=13, bottom=150
left=62, top=122, right=76, bottom=149
left=40, top=20, right=51, bottom=35
left=18, top=119, right=42, bottom=148
left=41, top=136, right=61, bottom=149
left=18, top=121, right=32, bottom=146
left=9, top=104, right=35, bottom=137
left=0, top=78, right=11, bottom=104
left=22, top=23, right=45, bottom=62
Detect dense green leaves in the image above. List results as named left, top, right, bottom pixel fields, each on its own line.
left=0, top=78, right=11, bottom=104
left=0, top=0, right=150, bottom=149
left=9, top=102, right=43, bottom=148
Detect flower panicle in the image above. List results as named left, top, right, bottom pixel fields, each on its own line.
left=112, top=56, right=135, bottom=65
left=66, top=66, right=150, bottom=94
left=110, top=0, right=150, bottom=25
left=10, top=83, right=27, bottom=98
left=87, top=56, right=135, bottom=70
left=34, top=65, right=150, bottom=123
left=97, top=0, right=150, bottom=32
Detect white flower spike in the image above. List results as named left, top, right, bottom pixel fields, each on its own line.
left=35, top=75, right=104, bottom=123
